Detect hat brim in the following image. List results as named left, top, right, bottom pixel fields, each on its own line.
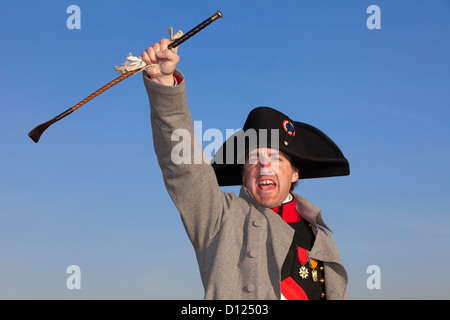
left=211, top=122, right=350, bottom=187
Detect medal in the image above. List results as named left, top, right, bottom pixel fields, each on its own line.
left=299, top=266, right=309, bottom=279
left=297, top=246, right=320, bottom=281
left=311, top=269, right=318, bottom=282
left=297, top=247, right=309, bottom=279
left=307, top=252, right=318, bottom=282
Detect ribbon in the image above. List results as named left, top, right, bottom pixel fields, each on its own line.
left=308, top=252, right=317, bottom=269
left=297, top=246, right=308, bottom=265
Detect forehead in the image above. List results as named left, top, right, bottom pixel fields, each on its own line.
left=247, top=148, right=289, bottom=159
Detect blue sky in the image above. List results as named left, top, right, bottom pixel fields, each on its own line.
left=1, top=0, right=449, bottom=299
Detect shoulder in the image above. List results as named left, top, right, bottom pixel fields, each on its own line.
left=292, top=192, right=333, bottom=233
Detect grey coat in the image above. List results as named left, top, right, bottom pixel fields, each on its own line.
left=143, top=71, right=348, bottom=300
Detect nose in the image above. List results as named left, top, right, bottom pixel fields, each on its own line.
left=258, top=155, right=279, bottom=175
left=259, top=157, right=271, bottom=167
left=259, top=166, right=276, bottom=176
left=258, top=152, right=273, bottom=166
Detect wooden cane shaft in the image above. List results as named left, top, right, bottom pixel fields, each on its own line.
left=168, top=10, right=222, bottom=50
left=60, top=9, right=223, bottom=117
left=70, top=69, right=139, bottom=112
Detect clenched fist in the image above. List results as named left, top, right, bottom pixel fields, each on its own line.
left=142, top=38, right=180, bottom=86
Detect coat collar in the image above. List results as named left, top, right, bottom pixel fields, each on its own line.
left=238, top=186, right=332, bottom=233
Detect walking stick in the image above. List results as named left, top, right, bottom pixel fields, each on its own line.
left=28, top=10, right=223, bottom=143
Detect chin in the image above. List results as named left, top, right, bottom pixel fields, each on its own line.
left=255, top=196, right=279, bottom=209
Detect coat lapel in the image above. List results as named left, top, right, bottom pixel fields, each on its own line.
left=293, top=194, right=348, bottom=299
left=239, top=187, right=348, bottom=299
left=239, top=187, right=294, bottom=269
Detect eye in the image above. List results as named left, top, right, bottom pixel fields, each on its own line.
left=270, top=155, right=280, bottom=162
left=248, top=155, right=259, bottom=164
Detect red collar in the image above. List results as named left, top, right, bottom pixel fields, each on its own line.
left=271, top=198, right=300, bottom=223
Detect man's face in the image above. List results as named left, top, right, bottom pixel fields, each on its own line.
left=242, top=148, right=299, bottom=208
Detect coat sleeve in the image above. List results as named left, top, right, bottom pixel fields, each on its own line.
left=143, top=71, right=232, bottom=249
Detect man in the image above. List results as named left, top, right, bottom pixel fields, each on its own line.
left=142, top=39, right=350, bottom=300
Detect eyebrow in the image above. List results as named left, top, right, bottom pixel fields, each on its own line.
left=247, top=150, right=281, bottom=157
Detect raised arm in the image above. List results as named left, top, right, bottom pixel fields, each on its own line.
left=142, top=39, right=233, bottom=249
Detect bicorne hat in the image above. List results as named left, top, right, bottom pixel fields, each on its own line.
left=211, top=107, right=350, bottom=186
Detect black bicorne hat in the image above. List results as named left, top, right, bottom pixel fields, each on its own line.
left=211, top=107, right=350, bottom=186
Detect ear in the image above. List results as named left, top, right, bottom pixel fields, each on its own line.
left=241, top=164, right=248, bottom=185
left=291, top=168, right=299, bottom=183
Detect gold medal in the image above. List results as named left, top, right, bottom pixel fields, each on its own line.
left=311, top=269, right=318, bottom=282
left=306, top=249, right=319, bottom=282
left=309, top=257, right=318, bottom=282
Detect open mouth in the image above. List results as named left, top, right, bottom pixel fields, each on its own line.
left=257, top=179, right=277, bottom=191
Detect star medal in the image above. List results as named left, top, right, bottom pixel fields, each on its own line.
left=297, top=246, right=309, bottom=279
left=299, top=265, right=309, bottom=279
left=308, top=252, right=318, bottom=282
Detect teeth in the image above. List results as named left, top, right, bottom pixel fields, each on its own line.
left=259, top=180, right=275, bottom=185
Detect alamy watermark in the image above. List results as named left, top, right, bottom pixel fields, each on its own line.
left=66, top=4, right=380, bottom=31
left=65, top=263, right=381, bottom=292
left=66, top=5, right=81, bottom=30
left=65, top=5, right=381, bottom=34
left=66, top=265, right=81, bottom=290
left=170, top=121, right=281, bottom=173
left=62, top=3, right=382, bottom=293
left=367, top=5, right=381, bottom=30
left=366, top=265, right=381, bottom=290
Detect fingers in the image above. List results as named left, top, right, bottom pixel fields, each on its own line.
left=159, top=38, right=171, bottom=50
left=141, top=38, right=173, bottom=65
left=157, top=49, right=179, bottom=63
left=141, top=49, right=151, bottom=65
left=141, top=38, right=180, bottom=85
left=142, top=45, right=157, bottom=65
